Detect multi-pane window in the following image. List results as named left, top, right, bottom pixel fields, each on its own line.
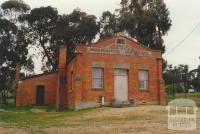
left=138, top=70, right=149, bottom=90
left=92, top=68, right=103, bottom=89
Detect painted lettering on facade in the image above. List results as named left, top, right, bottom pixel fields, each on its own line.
left=87, top=44, right=152, bottom=56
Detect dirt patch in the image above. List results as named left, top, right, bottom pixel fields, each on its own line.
left=0, top=105, right=200, bottom=134
left=0, top=127, right=27, bottom=134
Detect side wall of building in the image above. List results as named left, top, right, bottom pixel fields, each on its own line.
left=16, top=73, right=58, bottom=106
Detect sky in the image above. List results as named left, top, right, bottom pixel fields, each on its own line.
left=0, top=0, right=200, bottom=73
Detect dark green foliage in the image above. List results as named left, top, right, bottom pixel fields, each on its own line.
left=20, top=6, right=59, bottom=71
left=121, top=0, right=171, bottom=53
left=164, top=64, right=200, bottom=93
left=99, top=11, right=119, bottom=39
left=1, top=0, right=30, bottom=12
left=52, top=9, right=100, bottom=61
left=99, top=0, right=172, bottom=53
left=20, top=8, right=99, bottom=72
left=164, top=65, right=181, bottom=85
left=166, top=83, right=184, bottom=95
left=0, top=0, right=33, bottom=107
left=1, top=0, right=30, bottom=23
left=0, top=18, right=33, bottom=107
left=189, top=66, right=200, bottom=91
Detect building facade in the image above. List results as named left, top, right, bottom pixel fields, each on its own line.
left=16, top=35, right=165, bottom=109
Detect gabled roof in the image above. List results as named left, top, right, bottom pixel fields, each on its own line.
left=76, top=34, right=161, bottom=53
left=75, top=34, right=162, bottom=58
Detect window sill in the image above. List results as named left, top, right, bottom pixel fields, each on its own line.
left=139, top=89, right=149, bottom=92
left=92, top=88, right=104, bottom=91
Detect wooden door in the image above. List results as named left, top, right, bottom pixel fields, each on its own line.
left=36, top=85, right=44, bottom=105
left=114, top=69, right=128, bottom=102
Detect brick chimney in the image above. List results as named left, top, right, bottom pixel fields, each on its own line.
left=15, top=63, right=20, bottom=106
left=58, top=46, right=67, bottom=69
left=56, top=46, right=67, bottom=109
left=15, top=63, right=20, bottom=82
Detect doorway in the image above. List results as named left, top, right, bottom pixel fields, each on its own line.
left=114, top=69, right=128, bottom=102
left=36, top=85, right=44, bottom=105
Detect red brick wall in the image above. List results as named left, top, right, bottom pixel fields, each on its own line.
left=70, top=36, right=165, bottom=108
left=16, top=35, right=165, bottom=108
left=16, top=72, right=58, bottom=106
left=74, top=55, right=161, bottom=103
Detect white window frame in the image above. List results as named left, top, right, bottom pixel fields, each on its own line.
left=138, top=70, right=149, bottom=90
left=92, top=68, right=104, bottom=89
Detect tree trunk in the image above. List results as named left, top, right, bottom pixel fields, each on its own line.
left=39, top=35, right=56, bottom=71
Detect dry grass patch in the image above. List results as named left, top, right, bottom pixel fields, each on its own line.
left=0, top=105, right=200, bottom=134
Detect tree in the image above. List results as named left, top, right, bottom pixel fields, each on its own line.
left=20, top=8, right=99, bottom=72
left=99, top=11, right=119, bottom=39
left=20, top=6, right=59, bottom=71
left=0, top=18, right=33, bottom=107
left=53, top=9, right=100, bottom=59
left=164, top=65, right=181, bottom=85
left=0, top=0, right=33, bottom=107
left=147, top=0, right=172, bottom=52
left=120, top=0, right=171, bottom=53
left=1, top=0, right=30, bottom=23
left=189, top=66, right=200, bottom=91
left=99, top=0, right=172, bottom=53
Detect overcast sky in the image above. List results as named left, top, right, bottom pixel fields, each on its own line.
left=1, top=0, right=200, bottom=73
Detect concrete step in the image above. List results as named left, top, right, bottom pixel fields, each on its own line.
left=111, top=100, right=136, bottom=108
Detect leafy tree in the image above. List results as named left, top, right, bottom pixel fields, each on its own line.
left=163, top=64, right=200, bottom=95
left=53, top=9, right=100, bottom=59
left=163, top=65, right=188, bottom=95
left=20, top=6, right=59, bottom=71
left=20, top=8, right=99, bottom=72
left=99, top=11, right=119, bottom=39
left=0, top=18, right=33, bottom=107
left=189, top=66, right=200, bottom=91
left=0, top=0, right=33, bottom=107
left=119, top=0, right=171, bottom=53
left=1, top=0, right=30, bottom=23
left=164, top=65, right=181, bottom=85
left=99, top=0, right=172, bottom=53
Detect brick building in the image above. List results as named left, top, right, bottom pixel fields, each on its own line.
left=16, top=34, right=165, bottom=109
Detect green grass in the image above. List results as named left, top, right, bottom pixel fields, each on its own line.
left=0, top=105, right=168, bottom=134
left=0, top=106, right=99, bottom=127
left=166, top=92, right=200, bottom=106
left=1, top=92, right=200, bottom=128
left=0, top=98, right=14, bottom=109
left=0, top=106, right=153, bottom=128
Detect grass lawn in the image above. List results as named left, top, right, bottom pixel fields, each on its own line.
left=166, top=92, right=200, bottom=106
left=0, top=94, right=200, bottom=134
